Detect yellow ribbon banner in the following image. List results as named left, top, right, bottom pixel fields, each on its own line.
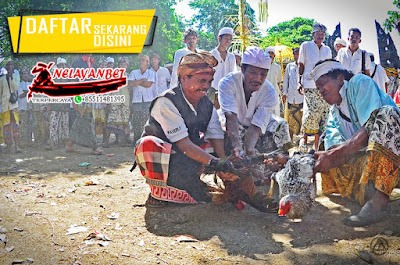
left=8, top=9, right=155, bottom=53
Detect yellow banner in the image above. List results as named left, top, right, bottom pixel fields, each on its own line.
left=8, top=10, right=155, bottom=53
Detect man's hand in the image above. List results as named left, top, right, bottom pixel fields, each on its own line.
left=313, top=151, right=336, bottom=174
left=297, top=85, right=304, bottom=95
left=217, top=171, right=239, bottom=182
left=232, top=146, right=243, bottom=159
left=282, top=95, right=287, bottom=103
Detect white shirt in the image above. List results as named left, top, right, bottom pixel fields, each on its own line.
left=129, top=68, right=156, bottom=103
left=267, top=62, right=283, bottom=115
left=298, top=41, right=332, bottom=88
left=336, top=46, right=372, bottom=75
left=218, top=72, right=278, bottom=134
left=170, top=47, right=198, bottom=89
left=210, top=48, right=236, bottom=90
left=334, top=84, right=355, bottom=138
left=370, top=62, right=389, bottom=92
left=150, top=95, right=224, bottom=143
left=282, top=62, right=304, bottom=104
left=18, top=81, right=30, bottom=111
left=151, top=67, right=171, bottom=96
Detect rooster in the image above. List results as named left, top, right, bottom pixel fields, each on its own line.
left=272, top=153, right=316, bottom=219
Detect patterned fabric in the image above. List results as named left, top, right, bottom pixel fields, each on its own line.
left=18, top=110, right=32, bottom=146
left=107, top=104, right=130, bottom=137
left=132, top=101, right=151, bottom=143
left=302, top=88, right=330, bottom=135
left=2, top=110, right=19, bottom=146
left=287, top=103, right=303, bottom=136
left=33, top=111, right=48, bottom=144
left=321, top=106, right=400, bottom=205
left=135, top=136, right=197, bottom=204
left=0, top=115, right=3, bottom=144
left=49, top=111, right=69, bottom=145
left=93, top=108, right=107, bottom=135
left=69, top=111, right=96, bottom=148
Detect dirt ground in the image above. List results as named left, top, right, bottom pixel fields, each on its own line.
left=0, top=143, right=400, bottom=265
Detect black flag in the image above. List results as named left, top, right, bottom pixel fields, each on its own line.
left=376, top=20, right=400, bottom=68
left=326, top=23, right=341, bottom=58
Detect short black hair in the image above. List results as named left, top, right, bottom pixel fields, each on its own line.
left=370, top=54, right=375, bottom=62
left=183, top=29, right=198, bottom=40
left=348, top=28, right=361, bottom=37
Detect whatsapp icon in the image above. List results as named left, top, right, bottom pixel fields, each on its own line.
left=74, top=95, right=82, bottom=104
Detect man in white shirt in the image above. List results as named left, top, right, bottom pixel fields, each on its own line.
left=233, top=50, right=242, bottom=72
left=334, top=38, right=346, bottom=53
left=106, top=57, right=115, bottom=69
left=150, top=53, right=171, bottom=96
left=219, top=46, right=291, bottom=160
left=128, top=54, right=155, bottom=143
left=169, top=29, right=200, bottom=89
left=298, top=23, right=332, bottom=151
left=282, top=48, right=304, bottom=140
left=18, top=67, right=33, bottom=147
left=336, top=28, right=371, bottom=76
left=209, top=27, right=236, bottom=108
left=265, top=46, right=283, bottom=116
left=369, top=53, right=389, bottom=93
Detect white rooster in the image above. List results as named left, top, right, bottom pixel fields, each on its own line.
left=272, top=153, right=316, bottom=219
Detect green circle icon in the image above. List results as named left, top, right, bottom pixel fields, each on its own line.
left=74, top=95, right=82, bottom=104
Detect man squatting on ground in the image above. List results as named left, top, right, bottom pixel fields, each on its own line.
left=134, top=52, right=276, bottom=211
left=312, top=59, right=400, bottom=227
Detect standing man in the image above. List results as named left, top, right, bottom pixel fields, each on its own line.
left=233, top=50, right=242, bottom=72
left=218, top=46, right=291, bottom=159
left=169, top=29, right=200, bottom=89
left=150, top=53, right=171, bottom=96
left=282, top=48, right=304, bottom=141
left=265, top=46, right=283, bottom=116
left=0, top=59, right=21, bottom=153
left=336, top=28, right=371, bottom=76
left=369, top=53, right=389, bottom=93
left=298, top=23, right=332, bottom=151
left=18, top=67, right=33, bottom=147
left=334, top=38, right=347, bottom=54
left=209, top=27, right=236, bottom=108
left=128, top=54, right=155, bottom=143
left=106, top=57, right=115, bottom=68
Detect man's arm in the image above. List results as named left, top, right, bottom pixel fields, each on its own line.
left=314, top=127, right=368, bottom=173
left=225, top=111, right=242, bottom=157
left=141, top=80, right=154, bottom=88
left=175, top=136, right=216, bottom=165
left=207, top=138, right=225, bottom=158
left=244, top=124, right=261, bottom=156
left=128, top=78, right=146, bottom=87
left=297, top=62, right=305, bottom=95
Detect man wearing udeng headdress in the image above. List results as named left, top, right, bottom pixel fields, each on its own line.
left=134, top=52, right=237, bottom=206
left=312, top=59, right=400, bottom=227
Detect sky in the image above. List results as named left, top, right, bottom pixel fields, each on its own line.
left=174, top=0, right=400, bottom=64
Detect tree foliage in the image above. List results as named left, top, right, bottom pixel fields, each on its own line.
left=260, top=17, right=317, bottom=49
left=0, top=0, right=184, bottom=71
left=384, top=0, right=400, bottom=34
left=187, top=0, right=257, bottom=51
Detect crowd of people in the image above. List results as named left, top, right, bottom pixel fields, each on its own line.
left=1, top=23, right=400, bottom=227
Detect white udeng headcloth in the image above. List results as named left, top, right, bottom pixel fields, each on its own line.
left=242, top=46, right=272, bottom=70
left=310, top=60, right=345, bottom=81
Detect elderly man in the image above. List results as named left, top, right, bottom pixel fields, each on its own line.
left=134, top=52, right=276, bottom=211
left=311, top=59, right=400, bottom=226
left=265, top=46, right=283, bottom=116
left=298, top=23, right=332, bottom=151
left=209, top=27, right=236, bottom=108
left=128, top=54, right=155, bottom=143
left=169, top=29, right=201, bottom=89
left=218, top=46, right=291, bottom=164
left=336, top=28, right=371, bottom=76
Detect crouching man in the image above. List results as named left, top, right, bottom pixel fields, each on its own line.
left=311, top=59, right=400, bottom=226
left=134, top=52, right=275, bottom=211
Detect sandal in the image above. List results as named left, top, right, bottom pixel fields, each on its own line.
left=343, top=201, right=391, bottom=227
left=145, top=195, right=168, bottom=208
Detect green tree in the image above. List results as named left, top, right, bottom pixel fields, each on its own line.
left=187, top=0, right=257, bottom=51
left=260, top=17, right=317, bottom=49
left=384, top=0, right=400, bottom=33
left=0, top=0, right=184, bottom=71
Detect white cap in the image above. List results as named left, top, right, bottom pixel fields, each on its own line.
left=106, top=57, right=115, bottom=63
left=265, top=46, right=275, bottom=54
left=57, top=57, right=67, bottom=65
left=334, top=38, right=347, bottom=47
left=218, top=27, right=234, bottom=37
left=242, top=46, right=271, bottom=70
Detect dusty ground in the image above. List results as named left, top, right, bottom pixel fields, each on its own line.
left=0, top=143, right=400, bottom=265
